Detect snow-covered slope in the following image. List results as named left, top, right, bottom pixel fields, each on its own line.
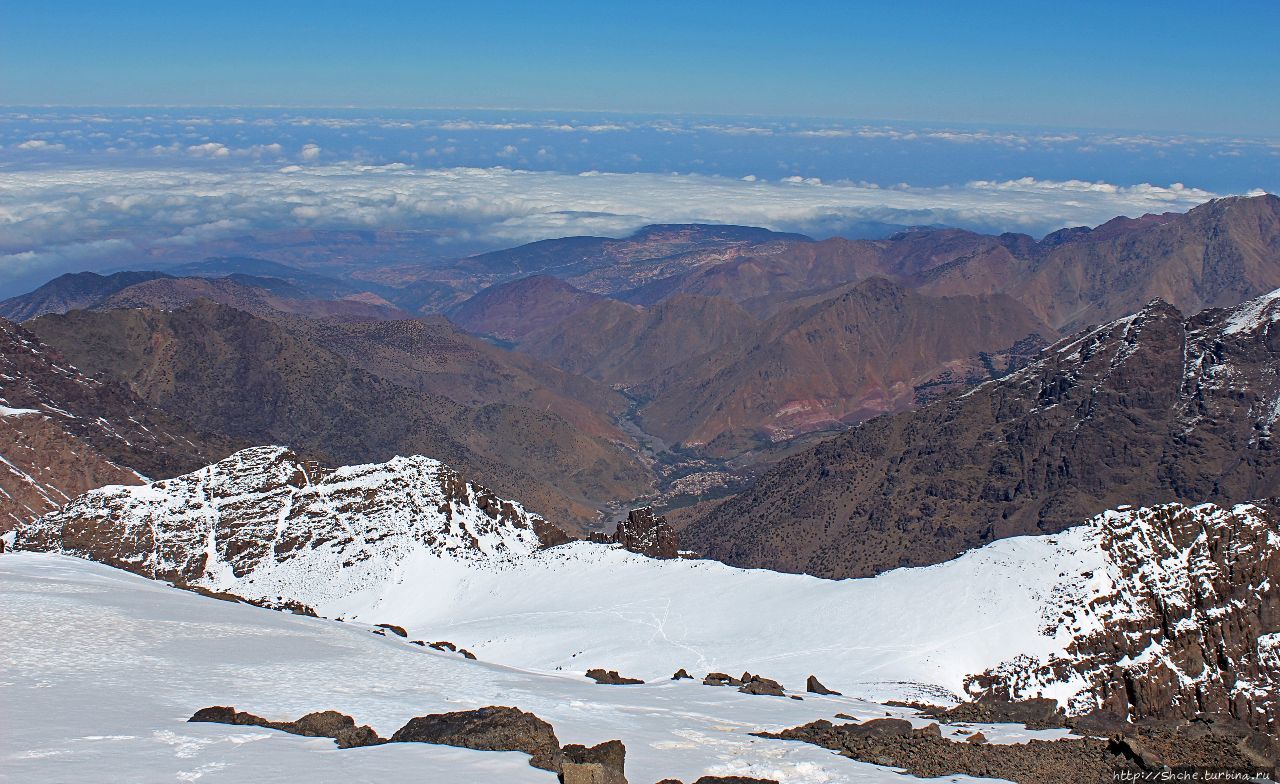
left=0, top=553, right=1064, bottom=784
left=19, top=447, right=1280, bottom=729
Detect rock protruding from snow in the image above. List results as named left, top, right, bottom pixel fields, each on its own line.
left=969, top=501, right=1280, bottom=732
left=189, top=706, right=383, bottom=749
left=561, top=739, right=627, bottom=784
left=16, top=446, right=566, bottom=608
left=612, top=507, right=679, bottom=559
left=390, top=706, right=563, bottom=772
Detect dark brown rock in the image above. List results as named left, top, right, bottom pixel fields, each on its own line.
left=560, top=739, right=626, bottom=784
left=188, top=706, right=383, bottom=749
left=390, top=706, right=562, bottom=771
left=611, top=508, right=679, bottom=559
left=758, top=713, right=1279, bottom=784
left=585, top=668, right=644, bottom=685
left=736, top=674, right=785, bottom=697
left=805, top=675, right=840, bottom=695
left=375, top=623, right=407, bottom=637
left=922, top=697, right=1065, bottom=730
left=703, top=672, right=743, bottom=687
left=672, top=668, right=692, bottom=680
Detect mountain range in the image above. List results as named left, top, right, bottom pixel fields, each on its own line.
left=7, top=192, right=1280, bottom=777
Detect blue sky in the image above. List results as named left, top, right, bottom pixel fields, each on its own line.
left=3, top=1, right=1278, bottom=134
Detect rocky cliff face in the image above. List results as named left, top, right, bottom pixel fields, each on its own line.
left=684, top=288, right=1280, bottom=578
left=17, top=446, right=568, bottom=607
left=969, top=502, right=1280, bottom=733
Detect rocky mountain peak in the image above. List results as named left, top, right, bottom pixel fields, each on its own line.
left=16, top=446, right=568, bottom=607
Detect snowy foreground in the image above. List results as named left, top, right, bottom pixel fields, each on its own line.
left=1, top=553, right=1069, bottom=783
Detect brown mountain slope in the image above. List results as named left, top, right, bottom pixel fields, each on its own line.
left=634, top=278, right=1052, bottom=455
left=683, top=290, right=1280, bottom=578
left=378, top=224, right=813, bottom=301
left=516, top=294, right=761, bottom=389
left=446, top=275, right=605, bottom=341
left=620, top=195, right=1280, bottom=332
left=279, top=314, right=630, bottom=443
left=0, top=271, right=172, bottom=322
left=28, top=302, right=652, bottom=529
left=99, top=276, right=412, bottom=322
left=0, top=318, right=238, bottom=532
left=1002, top=193, right=1280, bottom=331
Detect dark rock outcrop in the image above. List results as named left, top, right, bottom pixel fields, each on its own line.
left=805, top=675, right=840, bottom=695
left=736, top=673, right=785, bottom=697
left=703, top=672, right=743, bottom=687
left=611, top=508, right=679, bottom=559
left=920, top=697, right=1065, bottom=730
left=188, top=706, right=382, bottom=749
left=560, top=739, right=627, bottom=784
left=390, top=706, right=562, bottom=771
left=966, top=503, right=1280, bottom=732
left=375, top=623, right=407, bottom=637
left=585, top=668, right=644, bottom=685
left=757, top=715, right=1279, bottom=784
left=672, top=668, right=692, bottom=680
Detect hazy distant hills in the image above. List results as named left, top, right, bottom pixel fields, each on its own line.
left=0, top=261, right=412, bottom=323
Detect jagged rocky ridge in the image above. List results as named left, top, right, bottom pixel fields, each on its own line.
left=973, top=501, right=1280, bottom=732
left=16, top=446, right=567, bottom=608
left=685, top=288, right=1280, bottom=578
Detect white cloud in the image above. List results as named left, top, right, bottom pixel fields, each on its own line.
left=0, top=163, right=1241, bottom=294
left=186, top=142, right=230, bottom=158
left=299, top=143, right=322, bottom=161
left=14, top=139, right=66, bottom=152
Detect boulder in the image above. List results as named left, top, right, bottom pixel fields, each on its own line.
left=375, top=623, right=407, bottom=637
left=585, top=668, right=644, bottom=685
left=737, top=674, right=785, bottom=697
left=672, top=668, right=693, bottom=680
left=390, top=706, right=562, bottom=771
left=703, top=672, right=742, bottom=687
left=188, top=706, right=382, bottom=748
left=560, top=739, right=627, bottom=784
left=805, top=675, right=840, bottom=695
left=966, top=731, right=987, bottom=744
left=847, top=718, right=914, bottom=739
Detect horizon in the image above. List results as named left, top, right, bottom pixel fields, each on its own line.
left=4, top=1, right=1278, bottom=135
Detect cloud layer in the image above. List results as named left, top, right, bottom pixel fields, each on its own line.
left=0, top=162, right=1231, bottom=289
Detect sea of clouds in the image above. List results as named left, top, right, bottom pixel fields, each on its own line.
left=0, top=108, right=1274, bottom=294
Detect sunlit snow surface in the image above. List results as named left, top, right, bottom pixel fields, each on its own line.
left=1, top=553, right=1068, bottom=783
